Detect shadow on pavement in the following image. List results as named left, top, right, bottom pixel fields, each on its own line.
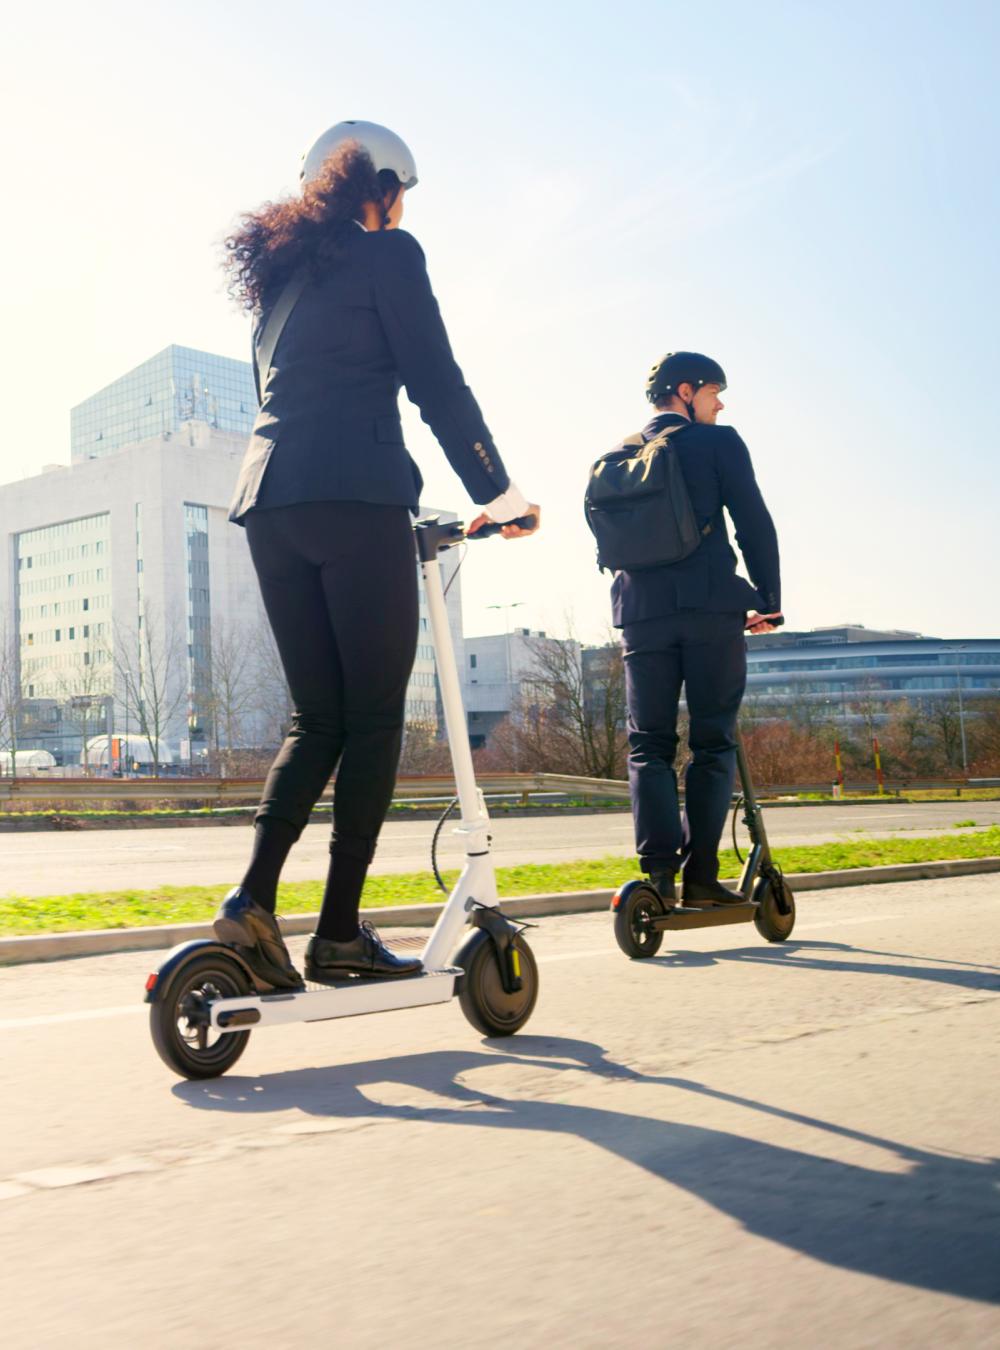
left=650, top=939, right=1000, bottom=991
left=175, top=1033, right=1000, bottom=1304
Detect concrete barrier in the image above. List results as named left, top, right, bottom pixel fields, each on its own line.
left=2, top=856, right=998, bottom=967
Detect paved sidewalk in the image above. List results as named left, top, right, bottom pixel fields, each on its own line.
left=1, top=875, right=997, bottom=1347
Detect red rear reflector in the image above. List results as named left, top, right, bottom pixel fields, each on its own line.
left=611, top=891, right=622, bottom=909
left=145, top=972, right=158, bottom=992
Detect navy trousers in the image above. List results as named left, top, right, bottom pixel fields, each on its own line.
left=623, top=612, right=747, bottom=882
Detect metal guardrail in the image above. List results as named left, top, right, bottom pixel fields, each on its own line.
left=0, top=772, right=995, bottom=809
left=0, top=772, right=632, bottom=807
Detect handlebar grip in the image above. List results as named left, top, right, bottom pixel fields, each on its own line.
left=466, top=513, right=537, bottom=539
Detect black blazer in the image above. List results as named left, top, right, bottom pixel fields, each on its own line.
left=229, top=227, right=512, bottom=524
left=611, top=413, right=781, bottom=627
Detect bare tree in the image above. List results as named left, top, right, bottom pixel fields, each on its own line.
left=251, top=614, right=295, bottom=752
left=482, top=625, right=627, bottom=779
left=849, top=675, right=883, bottom=747
left=50, top=628, right=113, bottom=774
left=113, top=605, right=186, bottom=777
left=203, top=618, right=259, bottom=774
left=919, top=695, right=966, bottom=772
left=967, top=696, right=1000, bottom=774
left=397, top=719, right=453, bottom=774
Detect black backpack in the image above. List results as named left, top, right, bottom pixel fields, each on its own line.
left=584, top=421, right=712, bottom=572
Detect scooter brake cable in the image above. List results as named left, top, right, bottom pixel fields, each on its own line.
left=431, top=797, right=459, bottom=893
left=731, top=795, right=746, bottom=865
left=443, top=544, right=467, bottom=598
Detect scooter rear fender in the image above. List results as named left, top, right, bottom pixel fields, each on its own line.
left=143, top=939, right=264, bottom=1003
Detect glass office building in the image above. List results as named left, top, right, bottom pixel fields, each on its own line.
left=71, top=346, right=256, bottom=462
left=15, top=512, right=113, bottom=700
left=745, top=627, right=1000, bottom=717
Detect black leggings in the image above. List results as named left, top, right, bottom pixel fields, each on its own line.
left=246, top=501, right=419, bottom=867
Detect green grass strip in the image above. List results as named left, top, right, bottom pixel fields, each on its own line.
left=1, top=826, right=997, bottom=937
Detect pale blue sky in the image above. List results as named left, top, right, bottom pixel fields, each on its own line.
left=2, top=0, right=998, bottom=639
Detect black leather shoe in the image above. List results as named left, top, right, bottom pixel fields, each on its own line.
left=682, top=878, right=745, bottom=907
left=305, top=922, right=423, bottom=981
left=213, top=887, right=304, bottom=990
left=648, top=872, right=677, bottom=904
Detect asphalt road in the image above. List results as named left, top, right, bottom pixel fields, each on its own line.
left=3, top=800, right=1000, bottom=897
left=1, top=875, right=997, bottom=1347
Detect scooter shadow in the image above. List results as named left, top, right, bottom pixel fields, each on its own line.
left=174, top=1033, right=1000, bottom=1305
left=647, top=939, right=1000, bottom=992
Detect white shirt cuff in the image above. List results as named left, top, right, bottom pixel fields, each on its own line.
left=483, top=481, right=530, bottom=524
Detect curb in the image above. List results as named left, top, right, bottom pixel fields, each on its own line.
left=2, top=856, right=998, bottom=968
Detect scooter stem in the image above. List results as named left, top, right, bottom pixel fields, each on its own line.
left=420, top=551, right=486, bottom=831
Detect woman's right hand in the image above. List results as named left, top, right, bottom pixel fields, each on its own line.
left=499, top=504, right=541, bottom=539
left=466, top=505, right=541, bottom=538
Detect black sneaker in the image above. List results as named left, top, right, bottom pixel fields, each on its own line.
left=681, top=877, right=745, bottom=907
left=213, top=886, right=304, bottom=990
left=305, top=922, right=423, bottom=981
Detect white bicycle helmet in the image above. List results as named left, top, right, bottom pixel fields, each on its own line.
left=300, top=121, right=418, bottom=190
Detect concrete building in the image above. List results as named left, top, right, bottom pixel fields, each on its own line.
left=2, top=348, right=463, bottom=765
left=744, top=625, right=1000, bottom=720
left=463, top=628, right=581, bottom=747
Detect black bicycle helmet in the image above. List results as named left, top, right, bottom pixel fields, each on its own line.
left=645, top=351, right=727, bottom=405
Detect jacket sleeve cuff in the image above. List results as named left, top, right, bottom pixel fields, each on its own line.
left=483, top=481, right=530, bottom=523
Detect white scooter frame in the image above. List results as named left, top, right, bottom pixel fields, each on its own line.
left=145, top=516, right=539, bottom=1079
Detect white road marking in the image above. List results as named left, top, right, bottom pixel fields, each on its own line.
left=0, top=1004, right=145, bottom=1031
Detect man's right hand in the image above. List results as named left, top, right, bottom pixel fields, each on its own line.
left=746, top=611, right=783, bottom=634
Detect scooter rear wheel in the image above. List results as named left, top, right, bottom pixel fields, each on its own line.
left=613, top=883, right=665, bottom=959
left=150, top=951, right=252, bottom=1079
left=753, top=874, right=796, bottom=942
left=456, top=928, right=539, bottom=1037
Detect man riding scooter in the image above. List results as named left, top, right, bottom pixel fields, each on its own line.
left=599, top=352, right=783, bottom=906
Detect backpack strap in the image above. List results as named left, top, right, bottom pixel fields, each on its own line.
left=640, top=421, right=713, bottom=538
left=254, top=270, right=308, bottom=402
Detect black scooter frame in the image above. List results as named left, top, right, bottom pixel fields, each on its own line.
left=613, top=727, right=794, bottom=942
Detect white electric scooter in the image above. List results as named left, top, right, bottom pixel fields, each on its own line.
left=145, top=515, right=540, bottom=1080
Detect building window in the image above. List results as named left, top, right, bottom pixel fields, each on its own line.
left=55, top=629, right=61, bottom=641
left=470, top=654, right=477, bottom=668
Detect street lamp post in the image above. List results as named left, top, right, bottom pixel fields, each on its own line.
left=486, top=602, right=524, bottom=714
left=954, top=644, right=969, bottom=774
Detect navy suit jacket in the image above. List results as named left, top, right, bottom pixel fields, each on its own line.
left=229, top=227, right=512, bottom=523
left=610, top=413, right=781, bottom=627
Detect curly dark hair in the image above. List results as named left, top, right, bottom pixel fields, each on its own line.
left=223, top=141, right=400, bottom=310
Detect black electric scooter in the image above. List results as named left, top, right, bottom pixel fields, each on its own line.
left=611, top=724, right=796, bottom=958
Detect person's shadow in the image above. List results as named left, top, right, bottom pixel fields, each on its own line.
left=646, top=938, right=1000, bottom=994
left=176, top=1032, right=1000, bottom=1304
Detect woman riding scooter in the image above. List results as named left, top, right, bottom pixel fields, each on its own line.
left=217, top=121, right=540, bottom=988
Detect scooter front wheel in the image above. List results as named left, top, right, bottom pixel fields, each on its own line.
left=150, top=950, right=252, bottom=1079
left=455, top=928, right=539, bottom=1037
left=612, top=882, right=665, bottom=959
left=753, top=874, right=796, bottom=942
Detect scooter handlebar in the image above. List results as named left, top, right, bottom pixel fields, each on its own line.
left=466, top=514, right=537, bottom=540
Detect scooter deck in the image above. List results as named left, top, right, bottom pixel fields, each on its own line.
left=649, top=902, right=756, bottom=931
left=210, top=967, right=462, bottom=1031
